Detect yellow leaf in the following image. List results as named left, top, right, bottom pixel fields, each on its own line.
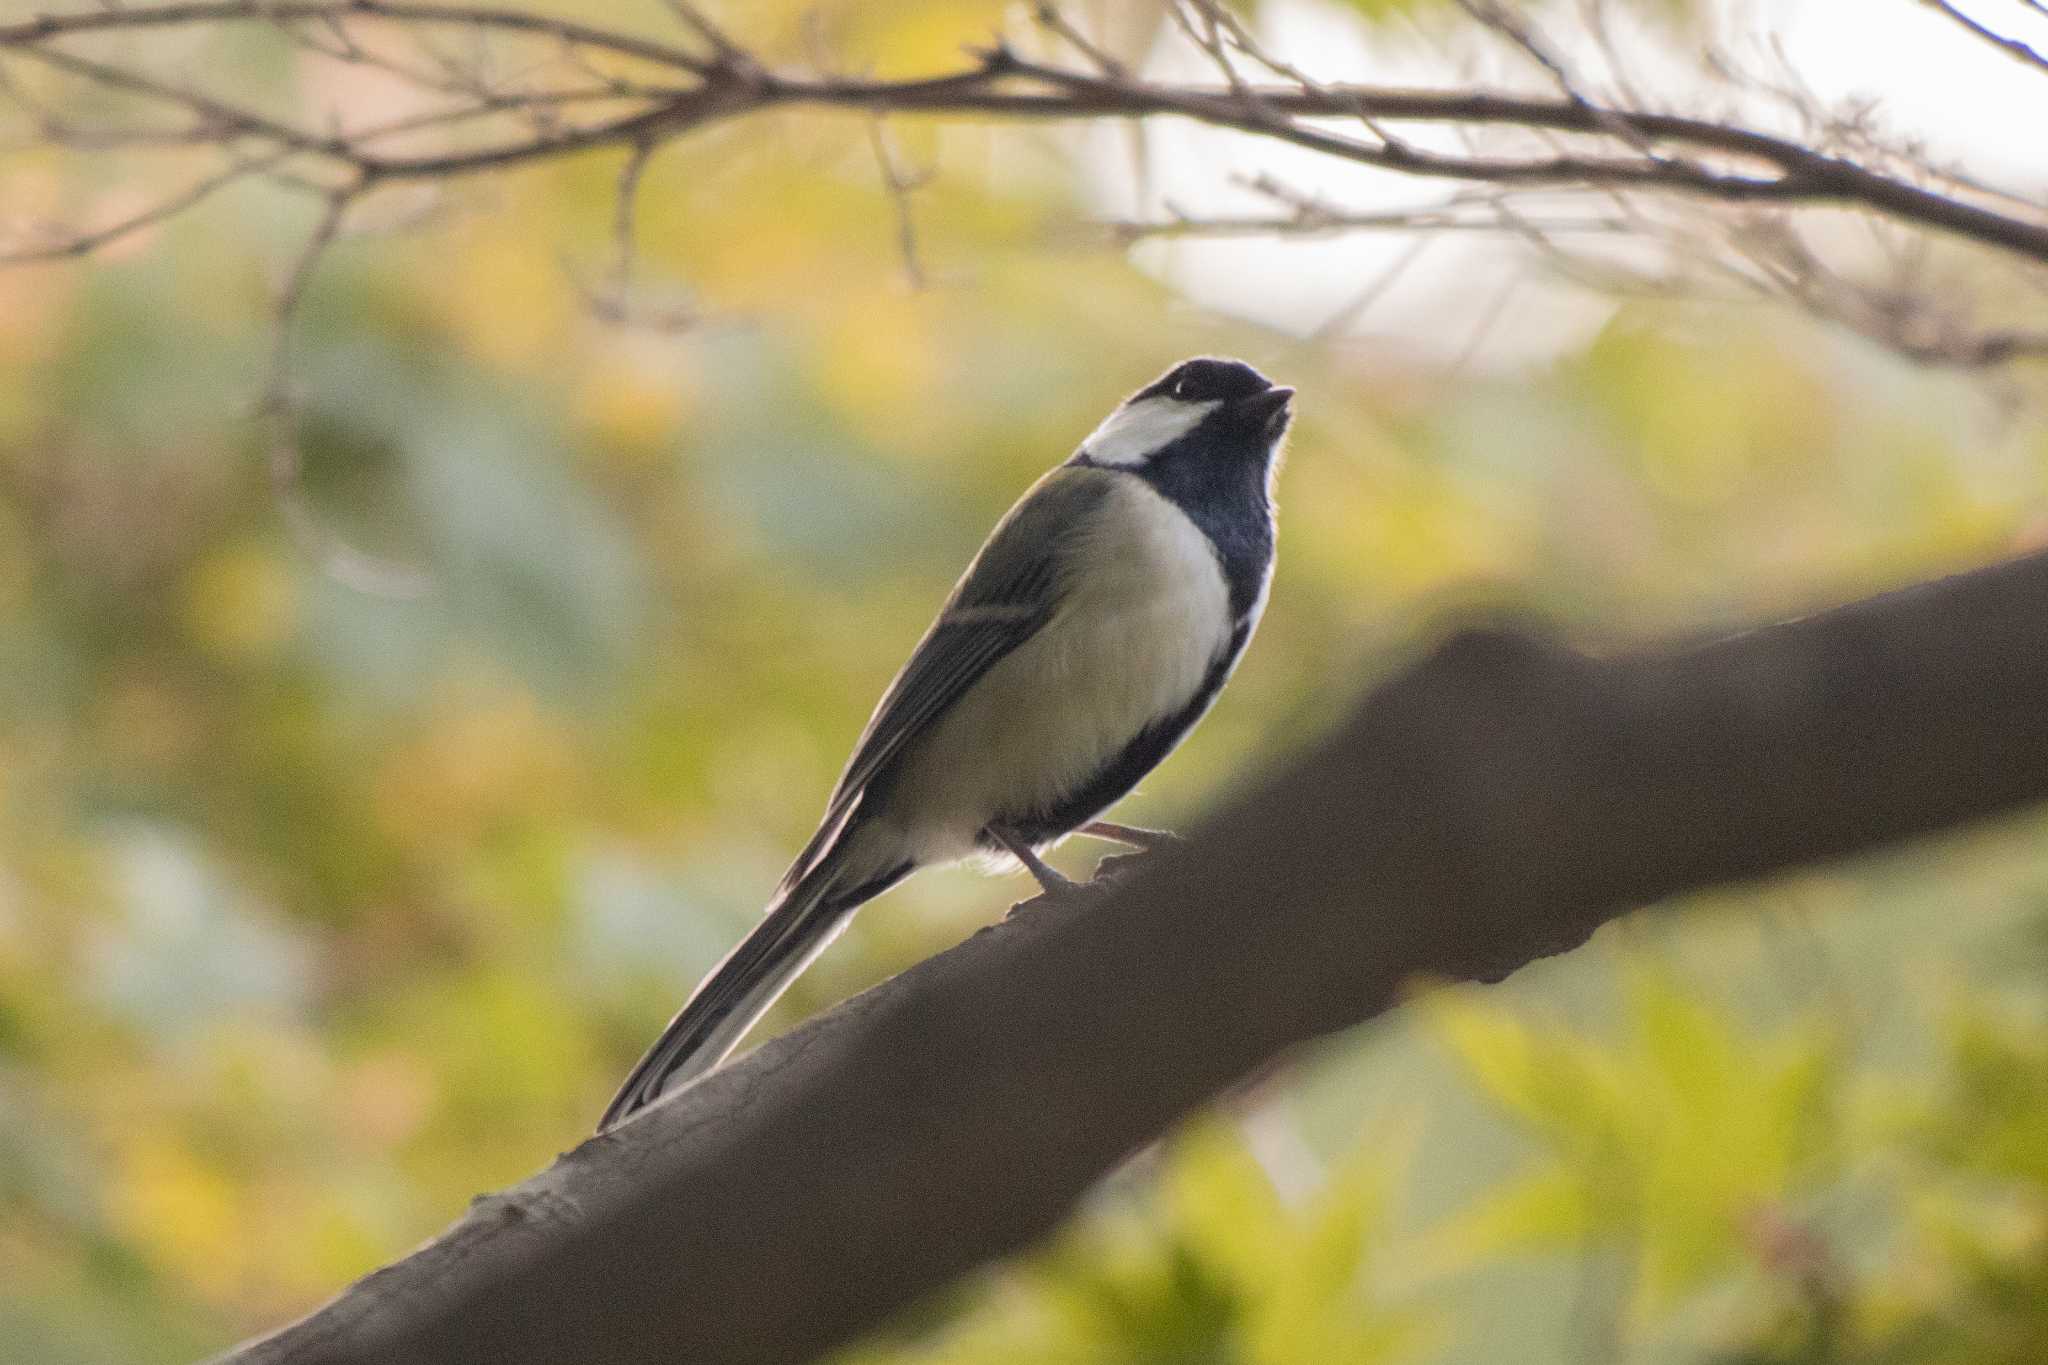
left=181, top=541, right=299, bottom=662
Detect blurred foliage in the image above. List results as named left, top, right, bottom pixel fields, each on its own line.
left=2, top=0, right=2048, bottom=1362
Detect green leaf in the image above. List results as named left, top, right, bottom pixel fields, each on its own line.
left=1409, top=1166, right=1590, bottom=1276
left=1161, top=1119, right=1289, bottom=1294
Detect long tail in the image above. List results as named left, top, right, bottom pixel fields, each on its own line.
left=598, top=839, right=910, bottom=1131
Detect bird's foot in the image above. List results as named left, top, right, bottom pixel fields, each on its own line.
left=1080, top=820, right=1187, bottom=853
left=993, top=825, right=1189, bottom=920
left=1090, top=850, right=1152, bottom=883
left=1082, top=821, right=1189, bottom=884
left=990, top=826, right=1079, bottom=902
left=1005, top=874, right=1117, bottom=921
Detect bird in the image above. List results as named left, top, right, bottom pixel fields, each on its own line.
left=598, top=357, right=1293, bottom=1130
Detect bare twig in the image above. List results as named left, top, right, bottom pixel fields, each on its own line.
left=565, top=135, right=696, bottom=332
left=1920, top=0, right=2048, bottom=75
left=0, top=147, right=293, bottom=261
left=654, top=0, right=750, bottom=72
left=1307, top=235, right=1436, bottom=343
left=605, top=136, right=654, bottom=304
left=1456, top=0, right=1674, bottom=163
left=341, top=84, right=692, bottom=147
left=1449, top=272, right=1520, bottom=373
left=1171, top=0, right=1253, bottom=104
left=11, top=41, right=352, bottom=160
left=260, top=184, right=438, bottom=597
left=866, top=117, right=931, bottom=289
left=1724, top=215, right=2048, bottom=367
left=262, top=187, right=353, bottom=413
left=3, top=3, right=2044, bottom=269
left=1184, top=0, right=1411, bottom=154
left=1031, top=1, right=1125, bottom=77
left=562, top=153, right=697, bottom=332
left=1105, top=203, right=1626, bottom=242
left=0, top=56, right=220, bottom=149
left=3, top=0, right=2044, bottom=419
left=1, top=1, right=718, bottom=76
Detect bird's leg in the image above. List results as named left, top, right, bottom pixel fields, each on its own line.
left=1080, top=820, right=1186, bottom=853
left=989, top=826, right=1077, bottom=896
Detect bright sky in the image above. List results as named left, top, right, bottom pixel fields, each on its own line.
left=1086, top=0, right=2048, bottom=368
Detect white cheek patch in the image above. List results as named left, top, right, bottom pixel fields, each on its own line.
left=1080, top=396, right=1218, bottom=467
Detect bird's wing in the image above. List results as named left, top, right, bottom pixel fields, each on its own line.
left=781, top=466, right=1118, bottom=888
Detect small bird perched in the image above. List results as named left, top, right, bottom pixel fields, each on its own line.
left=599, top=357, right=1293, bottom=1130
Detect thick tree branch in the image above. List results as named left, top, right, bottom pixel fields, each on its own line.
left=218, top=546, right=2048, bottom=1365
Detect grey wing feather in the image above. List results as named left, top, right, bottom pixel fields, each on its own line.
left=781, top=467, right=1116, bottom=888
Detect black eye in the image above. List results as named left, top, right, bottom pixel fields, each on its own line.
left=1171, top=374, right=1194, bottom=399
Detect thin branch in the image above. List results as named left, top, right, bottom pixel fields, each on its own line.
left=1460, top=0, right=1593, bottom=99
left=2, top=1, right=2040, bottom=393
left=10, top=42, right=354, bottom=161
left=3, top=2, right=2043, bottom=389
left=1172, top=0, right=1254, bottom=106
left=340, top=84, right=691, bottom=147
left=606, top=136, right=654, bottom=302
left=1308, top=234, right=1436, bottom=343
left=260, top=185, right=438, bottom=597
left=5, top=7, right=2047, bottom=267
left=1456, top=0, right=1673, bottom=163
left=866, top=116, right=930, bottom=289
left=653, top=0, right=750, bottom=73
left=1576, top=0, right=1650, bottom=111
left=1449, top=271, right=1520, bottom=374
left=1031, top=1, right=1126, bottom=77
left=1723, top=215, right=2048, bottom=367
left=1181, top=0, right=1410, bottom=154
left=1104, top=206, right=1627, bottom=241
left=1, top=1, right=719, bottom=76
left=261, top=186, right=354, bottom=413
left=0, top=55, right=223, bottom=149
left=564, top=136, right=699, bottom=331
left=0, top=147, right=291, bottom=261
left=1920, top=0, right=2048, bottom=75
left=278, top=12, right=495, bottom=101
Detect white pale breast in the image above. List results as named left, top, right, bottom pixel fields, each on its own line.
left=878, top=477, right=1235, bottom=864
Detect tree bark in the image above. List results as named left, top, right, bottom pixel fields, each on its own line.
left=218, top=548, right=2048, bottom=1365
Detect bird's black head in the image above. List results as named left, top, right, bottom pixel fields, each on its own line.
left=1134, top=357, right=1280, bottom=409
left=1075, top=357, right=1294, bottom=470
left=1068, top=357, right=1290, bottom=619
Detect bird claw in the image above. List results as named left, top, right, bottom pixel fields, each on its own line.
left=1079, top=820, right=1187, bottom=853
left=1004, top=844, right=1180, bottom=920
left=1091, top=850, right=1154, bottom=882
left=1005, top=872, right=1120, bottom=920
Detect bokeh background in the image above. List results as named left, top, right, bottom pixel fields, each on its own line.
left=4, top=1, right=2048, bottom=1361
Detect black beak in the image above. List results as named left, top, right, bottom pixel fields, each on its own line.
left=1235, top=384, right=1294, bottom=433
